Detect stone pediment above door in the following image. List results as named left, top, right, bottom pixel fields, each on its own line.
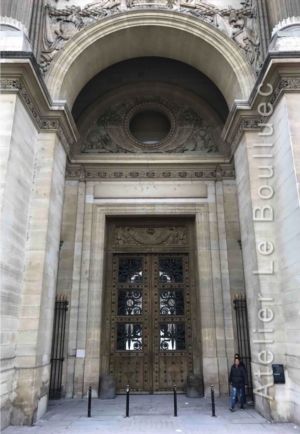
left=76, top=82, right=226, bottom=155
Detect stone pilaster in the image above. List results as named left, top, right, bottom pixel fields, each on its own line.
left=207, top=182, right=231, bottom=395
left=59, top=180, right=86, bottom=398
left=0, top=58, right=77, bottom=427
left=222, top=180, right=246, bottom=357
left=195, top=206, right=219, bottom=395
left=73, top=182, right=94, bottom=397
left=0, top=94, right=38, bottom=429
left=216, top=181, right=236, bottom=377
left=12, top=132, right=66, bottom=425
left=83, top=204, right=106, bottom=396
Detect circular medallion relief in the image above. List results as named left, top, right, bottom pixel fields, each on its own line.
left=125, top=102, right=176, bottom=151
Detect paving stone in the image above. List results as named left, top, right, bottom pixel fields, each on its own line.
left=3, top=396, right=299, bottom=434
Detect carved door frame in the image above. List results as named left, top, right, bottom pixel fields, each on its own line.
left=101, top=217, right=198, bottom=393
left=78, top=202, right=229, bottom=398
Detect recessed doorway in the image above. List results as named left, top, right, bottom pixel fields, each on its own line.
left=102, top=217, right=200, bottom=393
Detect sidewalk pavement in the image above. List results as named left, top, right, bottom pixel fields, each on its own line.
left=4, top=395, right=299, bottom=434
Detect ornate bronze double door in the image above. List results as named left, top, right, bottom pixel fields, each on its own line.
left=105, top=221, right=194, bottom=393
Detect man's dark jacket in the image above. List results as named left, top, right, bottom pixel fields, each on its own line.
left=229, top=364, right=247, bottom=388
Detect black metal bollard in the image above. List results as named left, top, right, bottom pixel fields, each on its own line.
left=87, top=385, right=92, bottom=418
left=173, top=385, right=178, bottom=417
left=126, top=385, right=130, bottom=417
left=211, top=385, right=216, bottom=417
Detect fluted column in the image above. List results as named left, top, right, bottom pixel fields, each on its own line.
left=266, top=0, right=300, bottom=32
left=0, top=0, right=44, bottom=57
left=0, top=0, right=34, bottom=36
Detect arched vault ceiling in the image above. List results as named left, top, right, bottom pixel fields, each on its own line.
left=72, top=57, right=229, bottom=122
left=45, top=11, right=256, bottom=109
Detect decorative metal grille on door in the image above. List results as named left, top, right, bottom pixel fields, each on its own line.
left=109, top=253, right=193, bottom=393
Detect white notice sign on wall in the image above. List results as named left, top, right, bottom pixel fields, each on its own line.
left=76, top=349, right=85, bottom=358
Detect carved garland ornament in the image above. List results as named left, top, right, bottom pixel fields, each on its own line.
left=114, top=226, right=188, bottom=247
left=41, top=0, right=262, bottom=74
left=65, top=163, right=236, bottom=180
left=81, top=97, right=219, bottom=154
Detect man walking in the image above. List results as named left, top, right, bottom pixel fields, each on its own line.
left=229, top=355, right=247, bottom=411
left=234, top=353, right=247, bottom=407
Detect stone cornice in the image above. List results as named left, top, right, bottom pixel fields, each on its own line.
left=65, top=162, right=235, bottom=181
left=0, top=57, right=78, bottom=154
left=223, top=54, right=300, bottom=156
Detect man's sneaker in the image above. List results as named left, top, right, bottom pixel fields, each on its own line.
left=229, top=407, right=234, bottom=412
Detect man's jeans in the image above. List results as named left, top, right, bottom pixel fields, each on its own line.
left=230, top=386, right=244, bottom=409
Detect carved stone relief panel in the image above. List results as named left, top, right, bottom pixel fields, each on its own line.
left=113, top=226, right=188, bottom=249
left=41, top=0, right=262, bottom=74
left=76, top=82, right=225, bottom=155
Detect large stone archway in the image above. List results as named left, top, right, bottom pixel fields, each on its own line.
left=45, top=10, right=255, bottom=109
left=39, top=9, right=253, bottom=407
left=2, top=3, right=300, bottom=428
left=45, top=9, right=253, bottom=404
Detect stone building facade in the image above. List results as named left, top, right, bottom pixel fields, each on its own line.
left=0, top=0, right=300, bottom=429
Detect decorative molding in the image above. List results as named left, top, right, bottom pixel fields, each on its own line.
left=225, top=74, right=300, bottom=152
left=0, top=77, right=75, bottom=153
left=230, top=115, right=264, bottom=150
left=40, top=0, right=262, bottom=74
left=65, top=163, right=235, bottom=180
left=269, top=76, right=300, bottom=104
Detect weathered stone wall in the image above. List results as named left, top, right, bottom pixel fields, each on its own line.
left=0, top=92, right=68, bottom=427
left=234, top=95, right=300, bottom=423
left=272, top=94, right=300, bottom=423
left=0, top=94, right=38, bottom=429
left=12, top=131, right=66, bottom=425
